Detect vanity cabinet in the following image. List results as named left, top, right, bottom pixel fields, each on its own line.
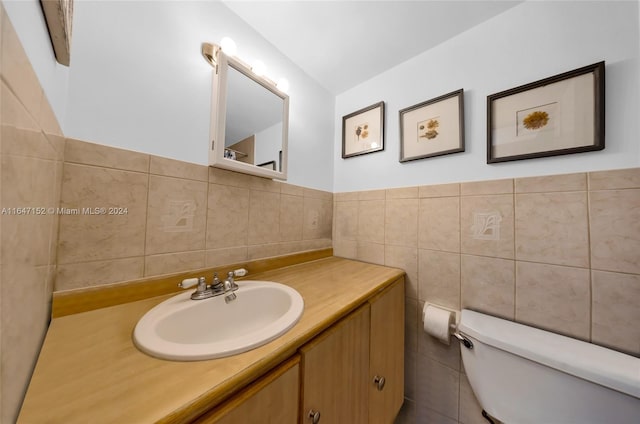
left=368, top=279, right=405, bottom=424
left=300, top=304, right=371, bottom=423
left=194, top=356, right=300, bottom=424
left=300, top=278, right=405, bottom=424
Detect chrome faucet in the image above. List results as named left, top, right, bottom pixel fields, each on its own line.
left=178, top=269, right=243, bottom=301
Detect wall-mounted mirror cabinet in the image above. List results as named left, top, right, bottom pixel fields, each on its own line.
left=206, top=44, right=289, bottom=180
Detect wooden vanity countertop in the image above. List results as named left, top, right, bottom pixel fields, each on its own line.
left=18, top=257, right=404, bottom=424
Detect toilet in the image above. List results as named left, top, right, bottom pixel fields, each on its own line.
left=457, top=309, right=640, bottom=424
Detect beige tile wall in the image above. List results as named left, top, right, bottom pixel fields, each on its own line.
left=334, top=169, right=640, bottom=424
left=0, top=6, right=65, bottom=423
left=55, top=141, right=333, bottom=291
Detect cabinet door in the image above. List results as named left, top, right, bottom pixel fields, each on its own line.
left=194, top=356, right=299, bottom=424
left=300, top=304, right=370, bottom=424
left=369, top=278, right=405, bottom=424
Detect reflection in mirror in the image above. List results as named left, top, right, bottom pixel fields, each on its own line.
left=207, top=44, right=289, bottom=180
left=225, top=65, right=283, bottom=168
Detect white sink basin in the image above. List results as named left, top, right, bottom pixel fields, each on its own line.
left=133, top=280, right=304, bottom=361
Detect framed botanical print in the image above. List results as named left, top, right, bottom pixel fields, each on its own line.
left=487, top=62, right=605, bottom=163
left=342, top=101, right=385, bottom=158
left=399, top=89, right=465, bottom=162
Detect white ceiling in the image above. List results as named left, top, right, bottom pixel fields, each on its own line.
left=223, top=0, right=523, bottom=94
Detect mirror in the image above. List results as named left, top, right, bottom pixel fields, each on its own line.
left=208, top=45, right=289, bottom=180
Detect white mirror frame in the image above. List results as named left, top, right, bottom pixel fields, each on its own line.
left=209, top=47, right=289, bottom=180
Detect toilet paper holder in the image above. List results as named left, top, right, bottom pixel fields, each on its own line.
left=423, top=303, right=473, bottom=349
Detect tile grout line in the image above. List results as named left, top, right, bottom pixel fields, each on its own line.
left=49, top=149, right=67, bottom=293
left=458, top=190, right=462, bottom=313
left=458, top=188, right=463, bottom=424
left=585, top=173, right=593, bottom=342
left=382, top=191, right=387, bottom=266
left=512, top=178, right=517, bottom=320
left=141, top=158, right=151, bottom=277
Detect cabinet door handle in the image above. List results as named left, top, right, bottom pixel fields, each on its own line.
left=373, top=375, right=386, bottom=391
left=308, top=409, right=321, bottom=423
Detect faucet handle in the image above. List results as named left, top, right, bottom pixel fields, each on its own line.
left=178, top=278, right=199, bottom=289
left=233, top=268, right=248, bottom=277
left=179, top=277, right=207, bottom=293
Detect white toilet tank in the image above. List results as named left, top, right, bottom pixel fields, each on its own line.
left=458, top=309, right=640, bottom=424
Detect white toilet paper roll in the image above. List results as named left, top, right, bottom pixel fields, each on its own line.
left=423, top=304, right=455, bottom=345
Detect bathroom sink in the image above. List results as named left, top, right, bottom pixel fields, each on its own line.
left=133, top=280, right=304, bottom=361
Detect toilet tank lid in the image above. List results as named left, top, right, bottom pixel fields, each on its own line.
left=458, top=309, right=640, bottom=399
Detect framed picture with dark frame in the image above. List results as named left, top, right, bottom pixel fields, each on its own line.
left=399, top=89, right=465, bottom=162
left=342, top=101, right=385, bottom=158
left=487, top=61, right=605, bottom=163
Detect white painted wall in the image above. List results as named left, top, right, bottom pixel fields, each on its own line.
left=6, top=1, right=638, bottom=194
left=5, top=0, right=334, bottom=191
left=2, top=0, right=69, bottom=125
left=64, top=0, right=334, bottom=191
left=334, top=1, right=640, bottom=192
